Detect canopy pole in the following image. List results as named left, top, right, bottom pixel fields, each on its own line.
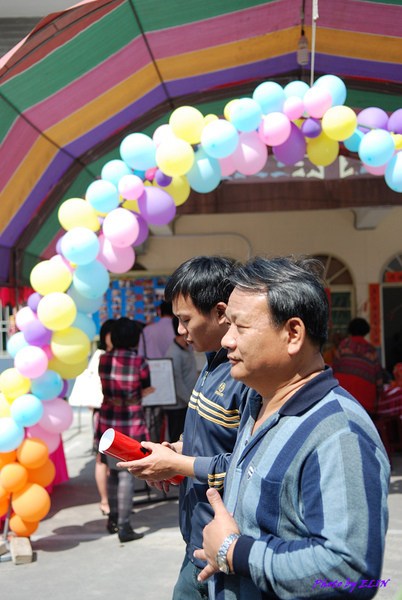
left=310, top=0, right=319, bottom=87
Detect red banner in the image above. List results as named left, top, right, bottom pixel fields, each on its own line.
left=369, top=284, right=381, bottom=346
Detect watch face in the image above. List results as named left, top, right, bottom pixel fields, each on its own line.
left=216, top=555, right=230, bottom=574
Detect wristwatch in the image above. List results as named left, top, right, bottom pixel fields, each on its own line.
left=216, top=533, right=241, bottom=574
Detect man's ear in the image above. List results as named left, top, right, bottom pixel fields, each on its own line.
left=285, top=317, right=305, bottom=355
left=215, top=302, right=228, bottom=325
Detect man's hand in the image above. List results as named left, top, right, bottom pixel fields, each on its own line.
left=116, top=440, right=193, bottom=482
left=194, top=488, right=240, bottom=582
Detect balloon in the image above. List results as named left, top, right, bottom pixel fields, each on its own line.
left=357, top=107, right=389, bottom=134
left=385, top=152, right=402, bottom=193
left=284, top=80, right=309, bottom=99
left=186, top=148, right=222, bottom=193
left=145, top=167, right=156, bottom=181
left=17, top=437, right=49, bottom=469
left=37, top=292, right=77, bottom=331
left=229, top=98, right=263, bottom=132
left=67, top=285, right=104, bottom=314
left=154, top=175, right=190, bottom=207
left=86, top=179, right=120, bottom=214
left=154, top=169, right=172, bottom=187
left=26, top=426, right=61, bottom=455
left=118, top=174, right=144, bottom=200
left=120, top=132, right=157, bottom=171
left=42, top=344, right=54, bottom=361
left=387, top=109, right=402, bottom=135
left=322, top=105, right=357, bottom=141
left=30, top=369, right=63, bottom=401
left=132, top=212, right=149, bottom=245
left=10, top=393, right=44, bottom=427
left=60, top=227, right=100, bottom=266
left=272, top=123, right=306, bottom=165
left=9, top=514, right=40, bottom=537
left=7, top=331, right=30, bottom=358
left=27, top=458, right=56, bottom=488
left=313, top=74, right=347, bottom=106
left=102, top=207, right=140, bottom=247
left=392, top=133, right=402, bottom=150
left=282, top=96, right=305, bottom=121
left=362, top=162, right=388, bottom=176
left=11, top=482, right=51, bottom=522
left=218, top=155, right=236, bottom=177
left=152, top=123, right=176, bottom=147
left=101, top=159, right=132, bottom=187
left=27, top=292, right=42, bottom=313
left=253, top=81, right=286, bottom=114
left=0, top=417, right=25, bottom=452
left=137, top=186, right=177, bottom=226
left=307, top=132, right=339, bottom=166
left=30, top=258, right=73, bottom=295
left=155, top=137, right=194, bottom=176
left=58, top=198, right=100, bottom=232
left=0, top=393, right=12, bottom=418
left=0, top=496, right=10, bottom=518
left=15, top=306, right=37, bottom=331
left=72, top=312, right=97, bottom=342
left=97, top=234, right=135, bottom=274
left=258, top=112, right=291, bottom=146
left=358, top=129, right=395, bottom=167
left=73, top=261, right=110, bottom=299
left=0, top=449, right=17, bottom=469
left=23, top=319, right=52, bottom=347
left=343, top=127, right=365, bottom=152
left=301, top=117, right=322, bottom=139
left=0, top=462, right=28, bottom=493
left=0, top=368, right=30, bottom=400
left=223, top=99, right=239, bottom=121
left=39, top=398, right=73, bottom=434
left=14, top=344, right=48, bottom=379
left=169, top=106, right=205, bottom=144
left=51, top=327, right=90, bottom=365
left=204, top=114, right=218, bottom=125
left=201, top=119, right=239, bottom=159
left=231, top=131, right=268, bottom=175
left=304, top=86, right=333, bottom=119
left=48, top=356, right=88, bottom=380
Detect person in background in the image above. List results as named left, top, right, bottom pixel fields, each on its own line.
left=98, top=317, right=152, bottom=543
left=332, top=317, right=383, bottom=415
left=164, top=315, right=199, bottom=443
left=322, top=331, right=344, bottom=366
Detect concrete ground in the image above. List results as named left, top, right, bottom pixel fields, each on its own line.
left=1, top=408, right=402, bottom=599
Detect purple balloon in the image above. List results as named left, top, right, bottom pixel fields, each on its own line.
left=23, top=319, right=53, bottom=347
left=27, top=292, right=42, bottom=313
left=55, top=236, right=64, bottom=255
left=357, top=107, right=389, bottom=134
left=154, top=169, right=172, bottom=188
left=137, top=187, right=176, bottom=227
left=301, top=117, right=322, bottom=139
left=387, top=109, right=402, bottom=135
left=133, top=213, right=149, bottom=246
left=272, top=123, right=306, bottom=165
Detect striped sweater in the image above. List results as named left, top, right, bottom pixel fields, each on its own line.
left=209, top=368, right=390, bottom=600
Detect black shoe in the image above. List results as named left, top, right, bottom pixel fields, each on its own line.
left=118, top=522, right=144, bottom=542
left=106, top=514, right=118, bottom=534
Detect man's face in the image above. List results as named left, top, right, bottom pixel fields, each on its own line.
left=172, top=293, right=225, bottom=353
left=221, top=288, right=288, bottom=394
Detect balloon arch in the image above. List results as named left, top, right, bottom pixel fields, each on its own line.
left=1, top=74, right=402, bottom=535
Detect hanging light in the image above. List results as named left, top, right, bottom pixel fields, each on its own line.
left=297, top=32, right=309, bottom=66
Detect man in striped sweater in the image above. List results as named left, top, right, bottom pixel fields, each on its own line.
left=195, top=256, right=390, bottom=600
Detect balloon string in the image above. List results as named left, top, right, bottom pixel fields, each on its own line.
left=310, top=0, right=319, bottom=87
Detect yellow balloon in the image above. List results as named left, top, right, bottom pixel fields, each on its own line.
left=51, top=327, right=90, bottom=365
left=156, top=138, right=194, bottom=177
left=48, top=356, right=88, bottom=379
left=37, top=292, right=77, bottom=331
left=391, top=133, right=402, bottom=150
left=0, top=393, right=12, bottom=418
left=322, top=105, right=357, bottom=141
left=169, top=106, right=205, bottom=144
left=307, top=132, right=339, bottom=167
left=155, top=175, right=191, bottom=207
left=0, top=369, right=30, bottom=400
left=30, top=259, right=72, bottom=296
left=122, top=199, right=140, bottom=212
left=224, top=99, right=239, bottom=122
left=204, top=114, right=219, bottom=126
left=58, top=198, right=100, bottom=232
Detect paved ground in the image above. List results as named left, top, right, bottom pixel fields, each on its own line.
left=1, top=408, right=402, bottom=599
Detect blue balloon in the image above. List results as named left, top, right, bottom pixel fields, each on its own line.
left=86, top=179, right=120, bottom=213
left=385, top=153, right=402, bottom=193
left=68, top=284, right=104, bottom=313
left=73, top=261, right=110, bottom=299
left=186, top=148, right=221, bottom=194
left=61, top=227, right=100, bottom=266
left=31, top=369, right=63, bottom=401
left=7, top=331, right=30, bottom=358
left=344, top=127, right=365, bottom=152
left=0, top=417, right=25, bottom=452
left=313, top=74, right=347, bottom=107
left=120, top=133, right=157, bottom=171
left=72, top=312, right=97, bottom=342
left=201, top=119, right=239, bottom=159
left=101, top=160, right=132, bottom=187
left=284, top=80, right=309, bottom=99
left=358, top=129, right=395, bottom=167
left=253, top=82, right=286, bottom=115
left=229, top=98, right=262, bottom=133
left=10, top=393, right=44, bottom=427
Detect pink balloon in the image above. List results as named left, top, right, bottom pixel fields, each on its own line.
left=118, top=174, right=144, bottom=200
left=137, top=187, right=176, bottom=226
left=272, top=123, right=307, bottom=165
left=132, top=213, right=149, bottom=246
left=26, top=424, right=61, bottom=454
left=152, top=124, right=175, bottom=148
left=145, top=167, right=158, bottom=181
left=16, top=306, right=37, bottom=332
left=14, top=346, right=48, bottom=379
left=362, top=162, right=388, bottom=176
left=258, top=112, right=291, bottom=146
left=39, top=397, right=74, bottom=434
left=282, top=96, right=305, bottom=121
left=97, top=234, right=136, bottom=274
left=218, top=155, right=236, bottom=177
left=304, top=86, right=332, bottom=118
left=102, top=208, right=140, bottom=248
left=42, top=344, right=54, bottom=360
left=231, top=131, right=268, bottom=175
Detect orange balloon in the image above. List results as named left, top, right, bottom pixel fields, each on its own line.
left=9, top=514, right=39, bottom=537
left=17, top=438, right=49, bottom=469
left=0, top=450, right=17, bottom=469
left=27, top=458, right=56, bottom=488
left=0, top=496, right=10, bottom=518
left=0, top=462, right=28, bottom=493
left=0, top=483, right=9, bottom=502
left=12, top=482, right=51, bottom=522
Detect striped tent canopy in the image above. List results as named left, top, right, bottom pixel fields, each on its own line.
left=0, top=0, right=401, bottom=285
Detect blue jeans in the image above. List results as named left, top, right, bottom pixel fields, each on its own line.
left=172, top=554, right=209, bottom=600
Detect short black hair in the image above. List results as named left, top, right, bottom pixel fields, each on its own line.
left=165, top=256, right=235, bottom=314
left=99, top=319, right=115, bottom=351
left=229, top=255, right=329, bottom=349
left=111, top=317, right=140, bottom=349
left=159, top=300, right=173, bottom=317
left=348, top=318, right=370, bottom=337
